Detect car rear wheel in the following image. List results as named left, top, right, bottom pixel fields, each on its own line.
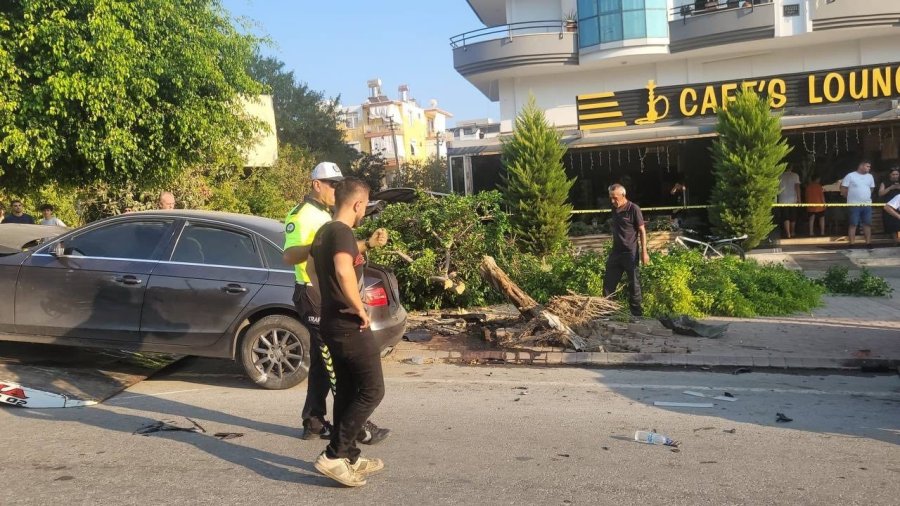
left=239, top=315, right=310, bottom=390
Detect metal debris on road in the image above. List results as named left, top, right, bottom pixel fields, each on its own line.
left=723, top=428, right=737, bottom=434
left=775, top=413, right=793, bottom=423
left=732, top=367, right=753, bottom=375
left=213, top=432, right=244, bottom=440
left=654, top=401, right=715, bottom=408
left=133, top=418, right=206, bottom=435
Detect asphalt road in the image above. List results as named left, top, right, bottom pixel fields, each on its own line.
left=1, top=359, right=898, bottom=505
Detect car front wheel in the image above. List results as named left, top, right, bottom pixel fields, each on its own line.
left=239, top=315, right=310, bottom=390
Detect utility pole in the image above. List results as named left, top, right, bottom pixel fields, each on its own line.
left=385, top=115, right=401, bottom=169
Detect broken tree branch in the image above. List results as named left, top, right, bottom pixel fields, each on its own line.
left=479, top=256, right=587, bottom=351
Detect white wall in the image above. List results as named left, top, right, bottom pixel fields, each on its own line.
left=498, top=34, right=900, bottom=130
left=776, top=0, right=813, bottom=37
left=506, top=0, right=561, bottom=24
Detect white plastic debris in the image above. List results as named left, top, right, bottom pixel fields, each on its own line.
left=0, top=381, right=96, bottom=409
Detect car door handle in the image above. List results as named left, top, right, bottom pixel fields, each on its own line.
left=114, top=275, right=142, bottom=285
left=221, top=283, right=248, bottom=294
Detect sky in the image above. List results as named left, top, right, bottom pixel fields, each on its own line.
left=221, top=0, right=498, bottom=126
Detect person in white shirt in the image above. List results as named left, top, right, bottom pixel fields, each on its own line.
left=840, top=159, right=876, bottom=247
left=777, top=168, right=801, bottom=239
left=39, top=204, right=67, bottom=227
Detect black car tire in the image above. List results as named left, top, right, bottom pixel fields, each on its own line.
left=239, top=315, right=310, bottom=390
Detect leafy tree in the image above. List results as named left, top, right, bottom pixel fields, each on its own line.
left=345, top=152, right=387, bottom=191
left=501, top=96, right=574, bottom=256
left=392, top=156, right=449, bottom=192
left=708, top=90, right=792, bottom=249
left=248, top=55, right=357, bottom=170
left=0, top=0, right=265, bottom=193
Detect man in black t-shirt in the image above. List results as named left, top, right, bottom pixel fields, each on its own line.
left=603, top=184, right=650, bottom=317
left=308, top=177, right=385, bottom=487
left=2, top=200, right=35, bottom=224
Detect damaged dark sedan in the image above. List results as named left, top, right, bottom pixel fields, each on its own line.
left=0, top=211, right=407, bottom=389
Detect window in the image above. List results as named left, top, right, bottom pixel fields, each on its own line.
left=578, top=0, right=668, bottom=48
left=172, top=224, right=261, bottom=268
left=261, top=240, right=291, bottom=271
left=64, top=220, right=171, bottom=260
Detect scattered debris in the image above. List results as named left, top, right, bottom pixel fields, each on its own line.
left=601, top=446, right=609, bottom=451
left=409, top=356, right=426, bottom=366
left=722, top=392, right=734, bottom=398
left=700, top=461, right=717, bottom=464
left=683, top=390, right=737, bottom=402
left=723, top=428, right=736, bottom=434
left=634, top=430, right=679, bottom=447
left=670, top=448, right=681, bottom=453
left=776, top=412, right=793, bottom=423
left=654, top=401, right=714, bottom=408
left=134, top=418, right=206, bottom=435
left=1, top=381, right=97, bottom=409
left=732, top=367, right=753, bottom=375
left=213, top=432, right=244, bottom=440
left=545, top=292, right=622, bottom=327
left=402, top=330, right=433, bottom=343
left=557, top=453, right=570, bottom=458
left=658, top=315, right=728, bottom=338
left=692, top=427, right=716, bottom=432
left=441, top=313, right=486, bottom=323
left=513, top=398, right=521, bottom=402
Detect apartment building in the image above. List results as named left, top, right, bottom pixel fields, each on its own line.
left=449, top=0, right=900, bottom=217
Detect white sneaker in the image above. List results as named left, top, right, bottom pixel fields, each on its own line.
left=350, top=457, right=385, bottom=476
left=314, top=452, right=367, bottom=487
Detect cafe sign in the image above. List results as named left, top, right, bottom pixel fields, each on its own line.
left=577, top=62, right=900, bottom=131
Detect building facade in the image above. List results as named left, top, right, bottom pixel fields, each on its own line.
left=449, top=0, right=900, bottom=228
left=340, top=80, right=453, bottom=173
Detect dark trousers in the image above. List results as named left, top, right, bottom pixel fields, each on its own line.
left=293, top=285, right=330, bottom=425
left=322, top=326, right=385, bottom=463
left=603, top=250, right=643, bottom=316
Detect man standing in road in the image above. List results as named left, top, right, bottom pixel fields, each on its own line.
left=840, top=159, right=876, bottom=248
left=282, top=162, right=389, bottom=445
left=603, top=184, right=649, bottom=318
left=308, top=177, right=385, bottom=487
left=1, top=200, right=35, bottom=224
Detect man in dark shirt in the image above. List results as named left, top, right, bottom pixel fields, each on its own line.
left=2, top=200, right=35, bottom=224
left=603, top=184, right=650, bottom=317
left=308, top=177, right=385, bottom=487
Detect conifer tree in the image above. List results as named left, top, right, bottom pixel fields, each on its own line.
left=501, top=96, right=575, bottom=255
left=709, top=90, right=791, bottom=249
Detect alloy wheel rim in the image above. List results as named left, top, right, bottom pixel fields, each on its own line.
left=251, top=328, right=306, bottom=380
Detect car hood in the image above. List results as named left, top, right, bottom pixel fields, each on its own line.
left=0, top=224, right=69, bottom=254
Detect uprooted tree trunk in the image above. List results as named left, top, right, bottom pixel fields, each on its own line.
left=479, top=255, right=587, bottom=351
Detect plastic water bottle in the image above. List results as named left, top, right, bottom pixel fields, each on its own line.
left=634, top=430, right=678, bottom=447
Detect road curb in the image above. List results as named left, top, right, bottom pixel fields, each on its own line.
left=387, top=349, right=900, bottom=372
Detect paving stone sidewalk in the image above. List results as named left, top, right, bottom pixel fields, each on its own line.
left=389, top=247, right=900, bottom=372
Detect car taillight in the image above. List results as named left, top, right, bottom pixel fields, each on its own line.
left=365, top=286, right=388, bottom=307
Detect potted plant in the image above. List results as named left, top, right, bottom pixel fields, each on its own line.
left=563, top=10, right=577, bottom=32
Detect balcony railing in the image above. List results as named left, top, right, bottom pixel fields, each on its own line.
left=450, top=20, right=572, bottom=49
left=671, top=0, right=773, bottom=22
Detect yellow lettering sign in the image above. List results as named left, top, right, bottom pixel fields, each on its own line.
left=873, top=67, right=891, bottom=97
left=721, top=83, right=738, bottom=107
left=823, top=72, right=845, bottom=102
left=849, top=70, right=869, bottom=100
left=680, top=88, right=698, bottom=116
left=700, top=86, right=718, bottom=115
left=768, top=79, right=787, bottom=109
left=808, top=75, right=823, bottom=104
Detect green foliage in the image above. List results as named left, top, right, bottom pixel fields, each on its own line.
left=501, top=96, right=575, bottom=256
left=642, top=248, right=823, bottom=318
left=247, top=55, right=357, bottom=170
left=506, top=247, right=608, bottom=304
left=0, top=0, right=265, bottom=193
left=815, top=266, right=893, bottom=297
left=346, top=152, right=387, bottom=191
left=392, top=156, right=450, bottom=192
left=708, top=90, right=792, bottom=249
left=360, top=191, right=512, bottom=309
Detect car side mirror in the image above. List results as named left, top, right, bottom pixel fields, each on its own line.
left=50, top=242, right=66, bottom=257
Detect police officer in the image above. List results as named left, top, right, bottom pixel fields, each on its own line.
left=283, top=161, right=390, bottom=444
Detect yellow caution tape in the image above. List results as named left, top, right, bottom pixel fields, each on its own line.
left=572, top=202, right=886, bottom=214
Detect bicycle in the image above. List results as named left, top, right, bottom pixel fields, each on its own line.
left=672, top=229, right=748, bottom=260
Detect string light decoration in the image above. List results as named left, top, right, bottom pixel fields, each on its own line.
left=666, top=145, right=671, bottom=172
left=638, top=147, right=649, bottom=171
